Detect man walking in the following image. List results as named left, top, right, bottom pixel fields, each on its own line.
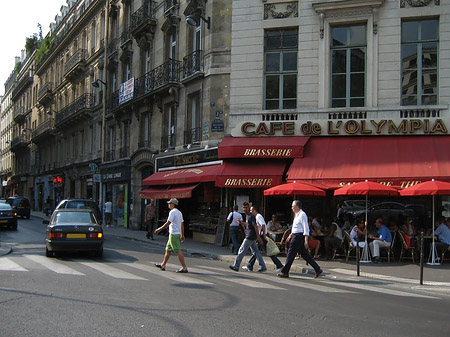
left=278, top=200, right=323, bottom=279
left=104, top=198, right=113, bottom=227
left=229, top=202, right=267, bottom=272
left=245, top=206, right=283, bottom=272
left=227, top=205, right=243, bottom=254
left=154, top=198, right=188, bottom=273
left=145, top=199, right=156, bottom=240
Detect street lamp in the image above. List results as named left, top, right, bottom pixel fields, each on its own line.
left=186, top=13, right=210, bottom=30
left=91, top=79, right=107, bottom=88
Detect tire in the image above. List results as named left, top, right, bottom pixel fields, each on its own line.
left=95, top=247, right=103, bottom=258
left=46, top=247, right=53, bottom=257
left=11, top=224, right=17, bottom=231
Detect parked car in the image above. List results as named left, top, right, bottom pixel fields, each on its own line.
left=5, top=196, right=31, bottom=219
left=55, top=199, right=102, bottom=224
left=0, top=203, right=18, bottom=230
left=353, top=202, right=413, bottom=225
left=339, top=200, right=373, bottom=217
left=44, top=209, right=103, bottom=258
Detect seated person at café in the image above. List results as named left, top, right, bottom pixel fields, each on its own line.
left=324, top=221, right=343, bottom=259
left=401, top=218, right=417, bottom=247
left=312, top=216, right=322, bottom=231
left=308, top=217, right=321, bottom=259
left=350, top=219, right=367, bottom=248
left=280, top=226, right=292, bottom=254
left=434, top=217, right=450, bottom=250
left=369, top=218, right=392, bottom=263
left=267, top=214, right=282, bottom=231
left=341, top=213, right=352, bottom=231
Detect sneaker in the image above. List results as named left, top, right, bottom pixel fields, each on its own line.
left=275, top=267, right=283, bottom=273
left=257, top=268, right=267, bottom=273
left=229, top=265, right=239, bottom=272
left=242, top=266, right=253, bottom=272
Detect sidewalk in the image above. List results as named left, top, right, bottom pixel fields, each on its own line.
left=21, top=211, right=450, bottom=285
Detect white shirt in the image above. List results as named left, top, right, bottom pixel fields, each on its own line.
left=292, top=209, right=309, bottom=236
left=312, top=217, right=321, bottom=231
left=104, top=201, right=112, bottom=213
left=332, top=222, right=343, bottom=240
left=227, top=211, right=243, bottom=227
left=167, top=208, right=184, bottom=235
left=255, top=213, right=267, bottom=235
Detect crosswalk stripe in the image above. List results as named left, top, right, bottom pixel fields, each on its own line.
left=123, top=262, right=214, bottom=286
left=77, top=260, right=147, bottom=280
left=186, top=265, right=286, bottom=290
left=24, top=255, right=85, bottom=275
left=318, top=278, right=439, bottom=299
left=0, top=257, right=28, bottom=271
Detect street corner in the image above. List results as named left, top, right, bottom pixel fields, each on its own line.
left=0, top=244, right=12, bottom=256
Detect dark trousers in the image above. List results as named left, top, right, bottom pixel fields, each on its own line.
left=146, top=218, right=155, bottom=238
left=248, top=238, right=283, bottom=269
left=281, top=233, right=321, bottom=275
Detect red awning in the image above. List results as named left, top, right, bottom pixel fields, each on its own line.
left=287, top=136, right=450, bottom=189
left=142, top=164, right=222, bottom=186
left=216, top=160, right=287, bottom=188
left=218, top=136, right=309, bottom=159
left=140, top=184, right=199, bottom=199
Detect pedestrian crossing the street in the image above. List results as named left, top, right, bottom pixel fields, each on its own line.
left=0, top=255, right=441, bottom=299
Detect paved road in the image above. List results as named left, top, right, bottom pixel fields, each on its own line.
left=1, top=217, right=449, bottom=336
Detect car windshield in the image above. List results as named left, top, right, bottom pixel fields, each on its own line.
left=0, top=203, right=12, bottom=210
left=55, top=212, right=94, bottom=224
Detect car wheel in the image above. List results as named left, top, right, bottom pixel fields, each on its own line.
left=45, top=247, right=53, bottom=257
left=12, top=224, right=17, bottom=231
left=95, top=248, right=103, bottom=258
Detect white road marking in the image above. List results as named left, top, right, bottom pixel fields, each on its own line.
left=25, top=255, right=85, bottom=275
left=122, top=262, right=214, bottom=286
left=0, top=257, right=28, bottom=271
left=78, top=260, right=147, bottom=280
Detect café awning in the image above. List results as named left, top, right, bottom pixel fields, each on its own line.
left=216, top=160, right=287, bottom=188
left=139, top=184, right=199, bottom=199
left=142, top=164, right=222, bottom=186
left=286, top=136, right=450, bottom=189
left=218, top=136, right=309, bottom=159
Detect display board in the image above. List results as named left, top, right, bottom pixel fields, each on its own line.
left=215, top=207, right=228, bottom=246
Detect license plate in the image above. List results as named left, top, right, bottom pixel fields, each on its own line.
left=67, top=233, right=86, bottom=238
left=0, top=219, right=8, bottom=223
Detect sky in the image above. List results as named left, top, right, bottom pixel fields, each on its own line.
left=0, top=0, right=65, bottom=96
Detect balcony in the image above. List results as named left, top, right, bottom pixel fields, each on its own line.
left=161, top=133, right=176, bottom=151
left=13, top=106, right=26, bottom=123
left=131, top=1, right=156, bottom=42
left=64, top=49, right=87, bottom=80
left=184, top=127, right=201, bottom=145
left=32, top=118, right=54, bottom=143
left=55, top=94, right=95, bottom=129
left=37, top=82, right=54, bottom=106
left=182, top=50, right=203, bottom=80
left=110, top=59, right=181, bottom=112
left=164, top=0, right=178, bottom=14
left=10, top=135, right=30, bottom=153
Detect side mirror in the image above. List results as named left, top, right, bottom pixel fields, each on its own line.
left=43, top=220, right=49, bottom=225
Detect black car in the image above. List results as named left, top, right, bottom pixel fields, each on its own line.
left=6, top=196, right=31, bottom=219
left=55, top=199, right=102, bottom=224
left=45, top=209, right=103, bottom=257
left=353, top=202, right=413, bottom=225
left=0, top=203, right=18, bottom=230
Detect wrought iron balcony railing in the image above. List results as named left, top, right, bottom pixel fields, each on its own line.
left=184, top=127, right=201, bottom=145
left=108, top=38, right=119, bottom=56
left=32, top=118, right=53, bottom=140
left=161, top=133, right=176, bottom=150
left=121, top=27, right=132, bottom=45
left=182, top=50, right=203, bottom=79
left=13, top=106, right=26, bottom=121
left=164, top=0, right=177, bottom=13
left=64, top=49, right=87, bottom=76
left=131, top=1, right=156, bottom=32
left=38, top=82, right=54, bottom=101
left=55, top=94, right=95, bottom=125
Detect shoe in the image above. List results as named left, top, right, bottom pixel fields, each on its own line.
left=176, top=268, right=188, bottom=273
left=372, top=257, right=381, bottom=263
left=275, top=267, right=283, bottom=273
left=242, top=266, right=253, bottom=272
left=155, top=263, right=165, bottom=271
left=257, top=268, right=267, bottom=273
left=146, top=234, right=150, bottom=239
left=314, top=269, right=323, bottom=279
left=229, top=265, right=239, bottom=272
left=277, top=272, right=289, bottom=278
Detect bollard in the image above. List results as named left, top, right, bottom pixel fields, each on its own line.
left=356, top=236, right=360, bottom=276
left=420, top=231, right=424, bottom=285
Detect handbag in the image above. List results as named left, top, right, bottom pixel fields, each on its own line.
left=265, top=236, right=280, bottom=256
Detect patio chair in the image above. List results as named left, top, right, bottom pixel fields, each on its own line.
left=343, top=231, right=357, bottom=261
left=442, top=246, right=450, bottom=263
left=380, top=231, right=397, bottom=263
left=398, top=231, right=416, bottom=263
left=331, top=236, right=346, bottom=260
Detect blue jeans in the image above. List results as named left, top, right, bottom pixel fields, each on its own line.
left=248, top=238, right=283, bottom=270
left=230, top=226, right=240, bottom=252
left=231, top=238, right=267, bottom=270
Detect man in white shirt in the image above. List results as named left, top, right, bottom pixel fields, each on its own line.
left=154, top=198, right=188, bottom=273
left=227, top=205, right=243, bottom=254
left=278, top=200, right=323, bottom=279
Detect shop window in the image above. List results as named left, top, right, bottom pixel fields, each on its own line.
left=264, top=29, right=298, bottom=110
left=401, top=18, right=438, bottom=106
left=330, top=24, right=366, bottom=108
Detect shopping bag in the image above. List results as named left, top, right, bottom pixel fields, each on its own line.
left=265, top=236, right=280, bottom=256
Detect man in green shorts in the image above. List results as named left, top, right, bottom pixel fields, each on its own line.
left=154, top=198, right=188, bottom=273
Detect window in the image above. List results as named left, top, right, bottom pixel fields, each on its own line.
left=186, top=93, right=201, bottom=144
left=401, top=19, right=438, bottom=105
left=330, top=24, right=366, bottom=107
left=264, top=29, right=298, bottom=110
